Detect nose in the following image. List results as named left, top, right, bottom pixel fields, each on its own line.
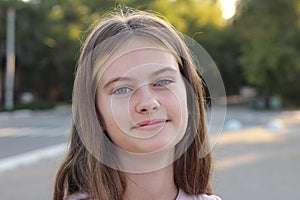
left=134, top=86, right=160, bottom=114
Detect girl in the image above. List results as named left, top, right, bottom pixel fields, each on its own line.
left=54, top=7, right=221, bottom=200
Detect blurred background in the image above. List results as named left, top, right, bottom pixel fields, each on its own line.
left=0, top=0, right=299, bottom=199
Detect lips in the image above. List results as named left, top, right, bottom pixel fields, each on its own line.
left=133, top=119, right=169, bottom=131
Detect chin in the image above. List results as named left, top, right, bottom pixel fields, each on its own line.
left=133, top=135, right=178, bottom=154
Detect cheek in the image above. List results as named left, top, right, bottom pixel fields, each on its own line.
left=160, top=89, right=188, bottom=145
left=97, top=96, right=118, bottom=130
left=102, top=97, right=133, bottom=137
left=111, top=98, right=131, bottom=123
left=99, top=103, right=128, bottom=144
left=161, top=88, right=188, bottom=124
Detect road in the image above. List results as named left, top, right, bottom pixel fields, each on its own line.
left=0, top=105, right=299, bottom=200
left=0, top=105, right=71, bottom=160
left=0, top=104, right=293, bottom=160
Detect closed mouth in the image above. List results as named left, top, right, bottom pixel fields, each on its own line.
left=133, top=119, right=169, bottom=129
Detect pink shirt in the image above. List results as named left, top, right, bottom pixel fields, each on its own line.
left=68, top=189, right=222, bottom=200
left=176, top=189, right=222, bottom=200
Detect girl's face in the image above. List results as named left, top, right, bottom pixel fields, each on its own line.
left=96, top=38, right=188, bottom=153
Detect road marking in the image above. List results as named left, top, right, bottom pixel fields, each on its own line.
left=0, top=143, right=67, bottom=173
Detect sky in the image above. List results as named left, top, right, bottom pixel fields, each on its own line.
left=220, top=0, right=238, bottom=19
left=22, top=0, right=238, bottom=20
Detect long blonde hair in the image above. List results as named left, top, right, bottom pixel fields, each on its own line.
left=54, top=8, right=212, bottom=200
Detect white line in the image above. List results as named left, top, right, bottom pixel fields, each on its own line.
left=0, top=143, right=67, bottom=173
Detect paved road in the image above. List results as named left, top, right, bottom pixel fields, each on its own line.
left=0, top=104, right=293, bottom=159
left=0, top=105, right=299, bottom=200
left=213, top=126, right=300, bottom=199
left=0, top=106, right=71, bottom=159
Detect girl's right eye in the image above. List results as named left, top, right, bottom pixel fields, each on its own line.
left=112, top=87, right=131, bottom=95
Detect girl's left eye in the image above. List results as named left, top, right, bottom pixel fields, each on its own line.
left=112, top=87, right=131, bottom=95
left=153, top=79, right=173, bottom=87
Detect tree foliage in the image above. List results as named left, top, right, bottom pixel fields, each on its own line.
left=1, top=0, right=300, bottom=106
left=0, top=0, right=225, bottom=102
left=233, top=0, right=300, bottom=103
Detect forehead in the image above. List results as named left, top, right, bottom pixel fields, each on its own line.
left=98, top=38, right=179, bottom=82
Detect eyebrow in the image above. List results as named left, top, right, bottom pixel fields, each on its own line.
left=103, top=67, right=178, bottom=89
left=152, top=67, right=178, bottom=76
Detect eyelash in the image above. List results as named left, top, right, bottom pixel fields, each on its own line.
left=153, top=79, right=174, bottom=87
left=112, top=79, right=174, bottom=95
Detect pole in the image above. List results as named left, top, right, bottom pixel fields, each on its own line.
left=5, top=7, right=16, bottom=110
left=0, top=66, right=2, bottom=105
left=0, top=9, right=2, bottom=104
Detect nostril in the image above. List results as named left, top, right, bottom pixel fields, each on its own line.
left=150, top=104, right=159, bottom=111
left=141, top=108, right=147, bottom=112
left=136, top=99, right=160, bottom=113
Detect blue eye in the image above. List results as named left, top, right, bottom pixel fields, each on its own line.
left=154, top=79, right=172, bottom=87
left=113, top=87, right=131, bottom=95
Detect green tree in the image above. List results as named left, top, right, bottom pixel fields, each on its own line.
left=234, top=0, right=300, bottom=105
left=149, top=0, right=224, bottom=35
left=197, top=25, right=245, bottom=95
left=1, top=0, right=231, bottom=104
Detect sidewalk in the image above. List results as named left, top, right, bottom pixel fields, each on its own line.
left=0, top=153, right=64, bottom=200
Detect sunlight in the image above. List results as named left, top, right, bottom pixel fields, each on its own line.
left=216, top=153, right=262, bottom=170
left=220, top=0, right=238, bottom=19
left=211, top=127, right=286, bottom=145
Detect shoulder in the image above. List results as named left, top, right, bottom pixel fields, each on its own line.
left=176, top=189, right=222, bottom=200
left=198, top=194, right=222, bottom=200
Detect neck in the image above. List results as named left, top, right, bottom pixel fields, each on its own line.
left=123, top=164, right=178, bottom=200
